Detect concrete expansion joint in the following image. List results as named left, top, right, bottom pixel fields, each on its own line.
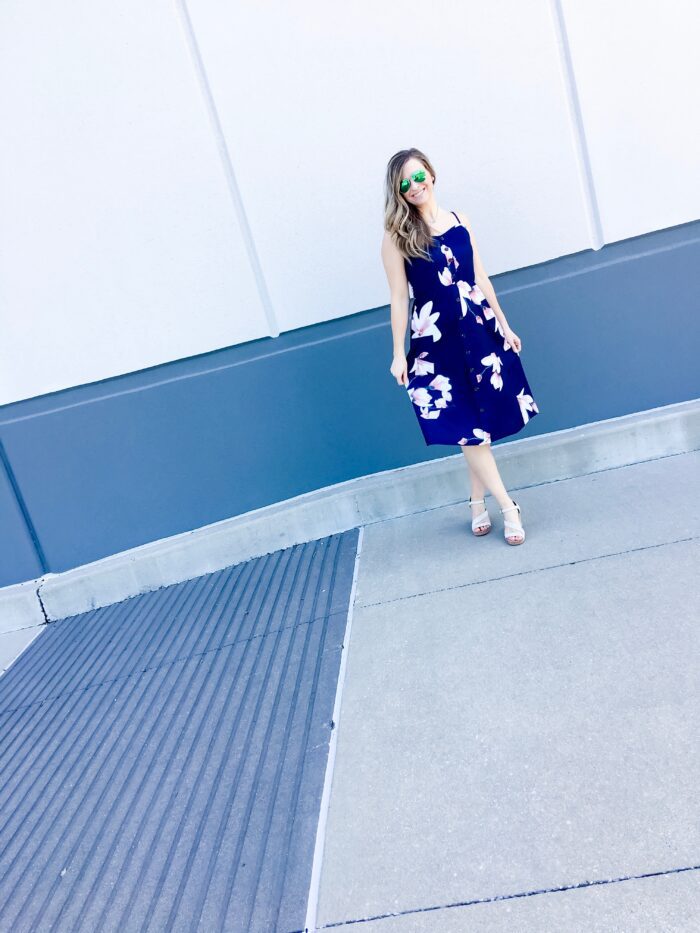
left=35, top=579, right=52, bottom=624
left=310, top=862, right=700, bottom=929
left=356, top=534, right=700, bottom=610
left=502, top=446, right=700, bottom=493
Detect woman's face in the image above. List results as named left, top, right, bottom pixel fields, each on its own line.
left=399, top=157, right=433, bottom=208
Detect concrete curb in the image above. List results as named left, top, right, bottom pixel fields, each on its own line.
left=1, top=398, right=698, bottom=628
left=0, top=579, right=47, bottom=633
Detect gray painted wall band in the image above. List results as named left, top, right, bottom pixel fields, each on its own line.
left=1, top=220, right=699, bottom=590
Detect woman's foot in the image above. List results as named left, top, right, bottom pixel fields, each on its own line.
left=469, top=497, right=492, bottom=536
left=500, top=499, right=525, bottom=545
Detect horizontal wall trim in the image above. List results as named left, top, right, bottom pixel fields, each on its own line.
left=1, top=398, right=697, bottom=635
left=495, top=234, right=700, bottom=296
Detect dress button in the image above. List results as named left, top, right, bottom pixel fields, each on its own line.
left=479, top=407, right=485, bottom=412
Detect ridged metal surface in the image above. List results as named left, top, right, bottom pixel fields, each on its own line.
left=0, top=529, right=359, bottom=932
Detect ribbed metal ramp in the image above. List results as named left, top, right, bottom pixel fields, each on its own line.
left=0, top=529, right=359, bottom=933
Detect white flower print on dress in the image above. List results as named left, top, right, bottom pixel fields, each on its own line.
left=429, top=374, right=452, bottom=400
left=467, top=283, right=487, bottom=304
left=455, top=280, right=489, bottom=323
left=481, top=353, right=504, bottom=390
left=407, top=372, right=453, bottom=420
left=455, top=280, right=470, bottom=317
left=440, top=244, right=459, bottom=269
left=457, top=429, right=491, bottom=446
left=410, top=351, right=435, bottom=377
left=438, top=267, right=453, bottom=286
left=517, top=388, right=539, bottom=424
left=407, top=387, right=431, bottom=408
left=456, top=279, right=484, bottom=306
left=411, top=300, right=441, bottom=342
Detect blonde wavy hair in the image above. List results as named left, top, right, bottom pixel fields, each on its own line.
left=383, top=147, right=438, bottom=262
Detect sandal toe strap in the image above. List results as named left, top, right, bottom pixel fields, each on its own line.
left=504, top=520, right=524, bottom=538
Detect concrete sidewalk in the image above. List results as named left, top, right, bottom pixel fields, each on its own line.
left=313, top=450, right=700, bottom=931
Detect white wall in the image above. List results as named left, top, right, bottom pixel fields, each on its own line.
left=0, top=0, right=269, bottom=405
left=190, top=0, right=593, bottom=334
left=561, top=0, right=700, bottom=243
left=1, top=0, right=698, bottom=405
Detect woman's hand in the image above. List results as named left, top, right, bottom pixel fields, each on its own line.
left=390, top=353, right=408, bottom=386
left=504, top=326, right=522, bottom=353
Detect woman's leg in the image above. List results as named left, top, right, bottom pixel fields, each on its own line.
left=461, top=444, right=524, bottom=541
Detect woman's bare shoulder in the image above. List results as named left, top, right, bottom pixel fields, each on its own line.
left=454, top=210, right=474, bottom=232
left=381, top=228, right=401, bottom=255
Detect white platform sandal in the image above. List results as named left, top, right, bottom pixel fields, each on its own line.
left=500, top=500, right=525, bottom=545
left=468, top=497, right=492, bottom=536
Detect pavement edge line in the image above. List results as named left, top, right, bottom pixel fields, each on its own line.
left=303, top=526, right=365, bottom=933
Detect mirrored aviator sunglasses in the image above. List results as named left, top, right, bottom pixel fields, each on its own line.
left=399, top=169, right=426, bottom=194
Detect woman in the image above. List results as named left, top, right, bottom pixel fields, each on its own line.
left=380, top=147, right=540, bottom=545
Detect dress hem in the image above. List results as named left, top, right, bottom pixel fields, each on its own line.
left=418, top=410, right=540, bottom=448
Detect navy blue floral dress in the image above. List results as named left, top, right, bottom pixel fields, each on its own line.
left=404, top=211, right=539, bottom=446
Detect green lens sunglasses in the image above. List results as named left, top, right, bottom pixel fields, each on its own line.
left=399, top=169, right=427, bottom=194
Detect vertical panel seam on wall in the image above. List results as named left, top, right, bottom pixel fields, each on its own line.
left=0, top=438, right=48, bottom=575
left=549, top=0, right=605, bottom=250
left=175, top=0, right=280, bottom=337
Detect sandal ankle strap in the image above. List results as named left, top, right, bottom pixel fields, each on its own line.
left=469, top=497, right=486, bottom=506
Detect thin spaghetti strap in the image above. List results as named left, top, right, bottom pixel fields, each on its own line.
left=451, top=210, right=460, bottom=224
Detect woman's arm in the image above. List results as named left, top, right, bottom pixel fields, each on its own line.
left=455, top=211, right=519, bottom=345
left=381, top=232, right=411, bottom=383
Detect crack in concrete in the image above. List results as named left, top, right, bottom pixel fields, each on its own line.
left=308, top=862, right=700, bottom=930
left=356, top=535, right=699, bottom=610
left=35, top=586, right=50, bottom=625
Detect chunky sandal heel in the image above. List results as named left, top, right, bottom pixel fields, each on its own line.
left=468, top=497, right=492, bottom=536
left=500, top=500, right=525, bottom=545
